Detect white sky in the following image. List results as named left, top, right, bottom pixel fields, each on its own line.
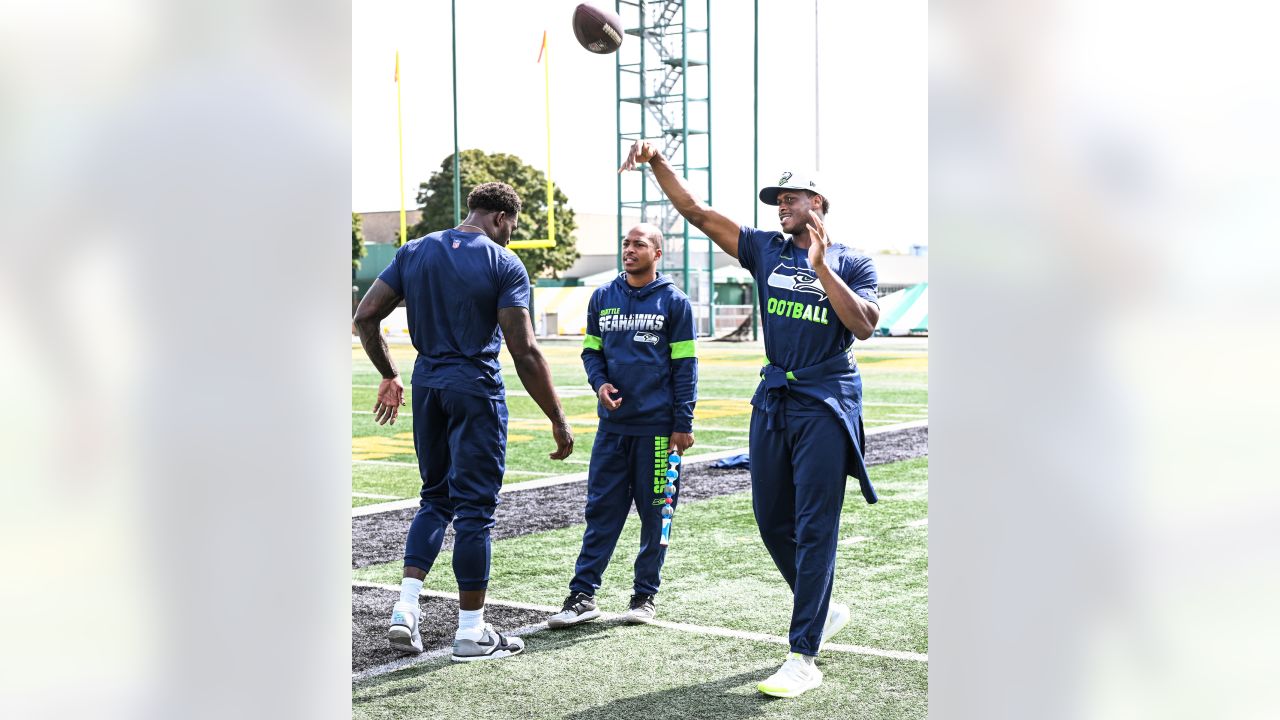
left=352, top=0, right=926, bottom=252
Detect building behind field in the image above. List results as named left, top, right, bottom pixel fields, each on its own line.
left=354, top=210, right=926, bottom=338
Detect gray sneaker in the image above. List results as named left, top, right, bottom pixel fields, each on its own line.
left=387, top=601, right=423, bottom=653
left=451, top=623, right=525, bottom=663
left=622, top=594, right=656, bottom=624
left=547, top=591, right=601, bottom=629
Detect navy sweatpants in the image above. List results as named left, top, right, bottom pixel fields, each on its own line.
left=403, top=385, right=508, bottom=591
left=749, top=407, right=850, bottom=655
left=569, top=430, right=680, bottom=597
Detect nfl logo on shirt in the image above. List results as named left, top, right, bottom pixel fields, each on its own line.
left=452, top=239, right=461, bottom=249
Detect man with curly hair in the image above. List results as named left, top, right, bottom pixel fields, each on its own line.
left=354, top=181, right=575, bottom=662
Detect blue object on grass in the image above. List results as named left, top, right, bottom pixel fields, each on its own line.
left=710, top=454, right=750, bottom=469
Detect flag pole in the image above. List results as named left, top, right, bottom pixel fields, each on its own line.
left=451, top=0, right=461, bottom=226
left=396, top=50, right=406, bottom=246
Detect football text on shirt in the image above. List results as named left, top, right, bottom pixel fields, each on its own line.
left=765, top=296, right=830, bottom=326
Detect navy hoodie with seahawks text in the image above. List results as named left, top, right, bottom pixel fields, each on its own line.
left=582, top=273, right=697, bottom=436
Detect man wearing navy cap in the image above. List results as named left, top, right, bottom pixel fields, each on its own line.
left=621, top=143, right=880, bottom=698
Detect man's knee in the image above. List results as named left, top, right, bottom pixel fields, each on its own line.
left=452, top=503, right=496, bottom=536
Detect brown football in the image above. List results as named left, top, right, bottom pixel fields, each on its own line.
left=572, top=3, right=624, bottom=54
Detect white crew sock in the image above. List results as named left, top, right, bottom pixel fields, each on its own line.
left=458, top=608, right=485, bottom=637
left=399, top=577, right=423, bottom=606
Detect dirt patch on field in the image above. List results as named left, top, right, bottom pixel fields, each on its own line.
left=352, top=424, right=927, bottom=570
left=352, top=586, right=548, bottom=674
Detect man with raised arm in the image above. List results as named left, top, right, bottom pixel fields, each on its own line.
left=353, top=181, right=574, bottom=663
left=620, top=142, right=880, bottom=697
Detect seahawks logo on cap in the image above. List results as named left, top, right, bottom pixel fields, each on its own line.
left=779, top=172, right=793, bottom=185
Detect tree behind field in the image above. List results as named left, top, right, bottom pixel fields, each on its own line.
left=410, top=149, right=580, bottom=280
left=352, top=212, right=366, bottom=270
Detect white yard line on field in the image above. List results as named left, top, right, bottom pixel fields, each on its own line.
left=353, top=460, right=419, bottom=468
left=863, top=402, right=928, bottom=408
left=867, top=419, right=929, bottom=433
left=351, top=582, right=926, bottom=682
left=506, top=388, right=597, bottom=398
left=648, top=618, right=929, bottom=663
left=352, top=384, right=597, bottom=398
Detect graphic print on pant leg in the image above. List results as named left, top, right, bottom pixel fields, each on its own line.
left=652, top=435, right=670, bottom=495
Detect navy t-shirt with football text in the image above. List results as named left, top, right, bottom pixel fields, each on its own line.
left=377, top=229, right=530, bottom=399
left=737, top=225, right=878, bottom=414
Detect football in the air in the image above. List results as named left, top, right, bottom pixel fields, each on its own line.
left=572, top=3, right=624, bottom=54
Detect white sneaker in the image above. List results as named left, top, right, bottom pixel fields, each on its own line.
left=758, top=653, right=824, bottom=698
left=621, top=594, right=657, bottom=625
left=820, top=602, right=851, bottom=648
left=387, top=601, right=423, bottom=653
left=451, top=623, right=526, bottom=662
left=548, top=592, right=602, bottom=629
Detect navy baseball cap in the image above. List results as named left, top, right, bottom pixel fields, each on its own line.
left=759, top=171, right=828, bottom=205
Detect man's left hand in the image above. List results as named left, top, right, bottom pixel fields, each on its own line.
left=669, top=432, right=695, bottom=456
left=806, top=212, right=831, bottom=269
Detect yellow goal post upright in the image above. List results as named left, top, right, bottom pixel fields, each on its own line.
left=508, top=30, right=557, bottom=250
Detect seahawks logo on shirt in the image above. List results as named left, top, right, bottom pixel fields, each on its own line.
left=766, top=257, right=828, bottom=302
left=634, top=331, right=660, bottom=345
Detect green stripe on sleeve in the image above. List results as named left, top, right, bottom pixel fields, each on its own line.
left=670, top=339, right=697, bottom=359
left=583, top=334, right=603, bottom=351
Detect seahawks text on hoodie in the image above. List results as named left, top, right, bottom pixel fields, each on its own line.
left=581, top=273, right=698, bottom=436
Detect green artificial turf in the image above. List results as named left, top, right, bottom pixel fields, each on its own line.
left=353, top=621, right=927, bottom=720
left=351, top=342, right=926, bottom=507
left=355, top=457, right=928, bottom=655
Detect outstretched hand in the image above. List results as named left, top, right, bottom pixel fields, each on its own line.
left=619, top=140, right=659, bottom=172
